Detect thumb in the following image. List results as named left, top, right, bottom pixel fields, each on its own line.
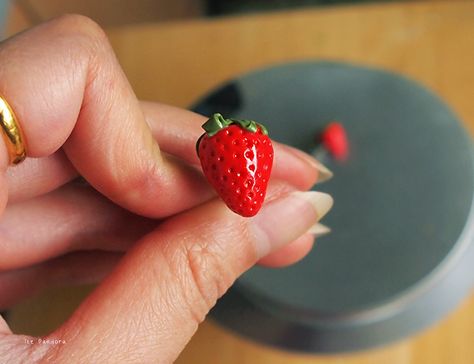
left=38, top=188, right=333, bottom=363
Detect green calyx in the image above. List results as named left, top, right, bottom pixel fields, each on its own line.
left=201, top=113, right=268, bottom=137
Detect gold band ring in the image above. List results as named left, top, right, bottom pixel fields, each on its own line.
left=0, top=96, right=26, bottom=165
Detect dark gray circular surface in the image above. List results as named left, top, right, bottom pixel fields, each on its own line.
left=192, top=62, right=474, bottom=353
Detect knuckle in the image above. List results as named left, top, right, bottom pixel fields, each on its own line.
left=165, top=222, right=245, bottom=324
left=107, top=151, right=161, bottom=207
left=53, top=14, right=108, bottom=42
left=184, top=241, right=231, bottom=307
left=180, top=244, right=231, bottom=323
left=51, top=14, right=111, bottom=57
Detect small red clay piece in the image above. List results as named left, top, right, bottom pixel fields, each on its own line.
left=196, top=113, right=274, bottom=217
left=321, top=122, right=349, bottom=161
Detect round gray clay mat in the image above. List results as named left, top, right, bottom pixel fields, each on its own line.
left=192, top=61, right=474, bottom=352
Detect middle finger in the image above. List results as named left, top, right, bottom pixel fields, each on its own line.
left=7, top=102, right=321, bottom=202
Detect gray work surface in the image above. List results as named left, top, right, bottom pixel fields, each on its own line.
left=192, top=61, right=474, bottom=353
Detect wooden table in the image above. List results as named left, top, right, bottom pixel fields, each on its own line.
left=8, top=1, right=474, bottom=363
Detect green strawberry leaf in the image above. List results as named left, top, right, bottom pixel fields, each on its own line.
left=202, top=113, right=268, bottom=137
left=197, top=113, right=269, bottom=156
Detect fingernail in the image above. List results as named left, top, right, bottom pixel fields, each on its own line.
left=313, top=160, right=333, bottom=183
left=307, top=223, right=331, bottom=237
left=250, top=191, right=333, bottom=258
left=282, top=145, right=333, bottom=183
left=292, top=191, right=333, bottom=220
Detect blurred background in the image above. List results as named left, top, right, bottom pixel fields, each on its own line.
left=3, top=0, right=395, bottom=35
left=0, top=1, right=473, bottom=364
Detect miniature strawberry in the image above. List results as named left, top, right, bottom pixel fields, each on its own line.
left=196, top=113, right=273, bottom=217
left=321, top=122, right=348, bottom=161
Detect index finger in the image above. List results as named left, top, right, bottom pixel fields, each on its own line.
left=0, top=15, right=211, bottom=217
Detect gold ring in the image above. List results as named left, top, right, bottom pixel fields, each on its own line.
left=0, top=96, right=26, bottom=165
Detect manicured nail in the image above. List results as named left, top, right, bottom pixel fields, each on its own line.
left=291, top=191, right=333, bottom=220
left=250, top=191, right=333, bottom=258
left=281, top=144, right=333, bottom=183
left=313, top=160, right=333, bottom=183
left=307, top=223, right=331, bottom=237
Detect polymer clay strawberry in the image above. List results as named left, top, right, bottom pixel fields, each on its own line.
left=196, top=113, right=274, bottom=217
left=321, top=122, right=348, bottom=161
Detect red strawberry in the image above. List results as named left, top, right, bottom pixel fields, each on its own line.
left=321, top=122, right=348, bottom=161
left=196, top=113, right=273, bottom=217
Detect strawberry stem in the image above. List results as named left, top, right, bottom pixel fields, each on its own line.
left=201, top=113, right=232, bottom=136
left=201, top=113, right=268, bottom=137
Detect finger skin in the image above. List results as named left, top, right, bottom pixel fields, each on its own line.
left=257, top=234, right=314, bottom=268
left=0, top=183, right=156, bottom=270
left=0, top=251, right=122, bottom=310
left=0, top=14, right=211, bottom=218
left=0, top=316, right=9, bottom=335
left=6, top=151, right=76, bottom=203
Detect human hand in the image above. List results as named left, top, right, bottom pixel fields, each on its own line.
left=0, top=15, right=333, bottom=363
